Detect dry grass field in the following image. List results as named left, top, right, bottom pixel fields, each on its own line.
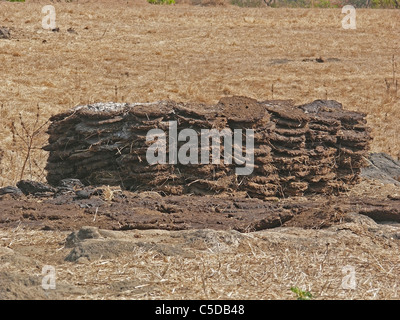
left=2, top=215, right=400, bottom=300
left=0, top=1, right=400, bottom=185
left=1, top=1, right=400, bottom=301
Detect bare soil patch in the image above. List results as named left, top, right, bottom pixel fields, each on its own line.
left=0, top=178, right=399, bottom=232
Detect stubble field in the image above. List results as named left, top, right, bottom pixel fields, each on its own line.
left=0, top=0, right=400, bottom=185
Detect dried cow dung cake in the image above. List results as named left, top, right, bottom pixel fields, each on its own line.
left=44, top=97, right=371, bottom=198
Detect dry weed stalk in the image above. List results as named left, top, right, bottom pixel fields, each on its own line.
left=101, top=185, right=122, bottom=201
left=10, top=104, right=49, bottom=181
left=102, top=185, right=115, bottom=201
left=384, top=55, right=398, bottom=101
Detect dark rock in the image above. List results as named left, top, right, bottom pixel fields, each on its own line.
left=65, top=226, right=102, bottom=248
left=361, top=153, right=400, bottom=186
left=75, top=190, right=92, bottom=199
left=302, top=57, right=327, bottom=63
left=16, top=180, right=56, bottom=196
left=67, top=27, right=77, bottom=34
left=58, top=178, right=84, bottom=190
left=0, top=27, right=10, bottom=40
left=326, top=58, right=341, bottom=62
left=0, top=186, right=23, bottom=196
left=269, top=58, right=291, bottom=65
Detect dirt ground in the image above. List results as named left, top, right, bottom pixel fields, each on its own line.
left=1, top=199, right=400, bottom=300
left=1, top=1, right=400, bottom=300
left=0, top=180, right=400, bottom=232
left=0, top=177, right=399, bottom=300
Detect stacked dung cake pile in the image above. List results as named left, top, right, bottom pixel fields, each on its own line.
left=44, top=96, right=371, bottom=198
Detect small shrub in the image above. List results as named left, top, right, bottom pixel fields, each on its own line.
left=290, top=287, right=313, bottom=300
left=231, top=0, right=264, bottom=7
left=201, top=0, right=227, bottom=6
left=315, top=0, right=335, bottom=7
left=147, top=0, right=175, bottom=4
left=371, top=0, right=399, bottom=8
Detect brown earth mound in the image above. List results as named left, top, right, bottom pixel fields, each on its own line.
left=44, top=96, right=371, bottom=198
